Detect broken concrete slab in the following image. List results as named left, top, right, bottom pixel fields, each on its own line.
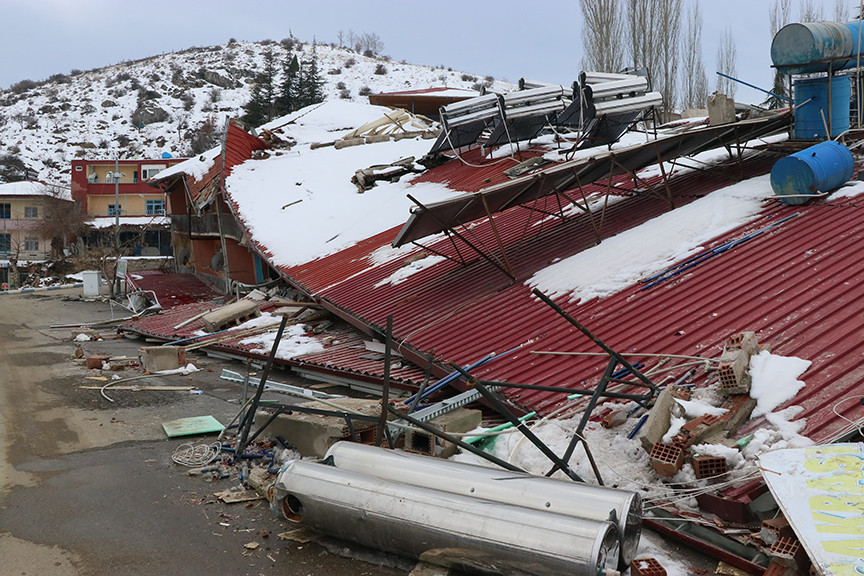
left=201, top=300, right=261, bottom=333
left=139, top=345, right=186, bottom=373
left=253, top=397, right=383, bottom=458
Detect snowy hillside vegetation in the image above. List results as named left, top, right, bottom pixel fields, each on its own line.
left=0, top=37, right=507, bottom=186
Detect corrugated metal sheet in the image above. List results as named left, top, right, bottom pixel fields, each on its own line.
left=267, top=149, right=851, bottom=421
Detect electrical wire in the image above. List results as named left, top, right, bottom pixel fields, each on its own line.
left=832, top=395, right=864, bottom=438
left=172, top=442, right=222, bottom=467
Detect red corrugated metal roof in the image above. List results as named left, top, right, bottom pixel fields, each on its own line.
left=258, top=153, right=769, bottom=371
left=121, top=299, right=428, bottom=387
left=187, top=122, right=863, bottom=447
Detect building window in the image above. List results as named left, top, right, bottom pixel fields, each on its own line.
left=145, top=199, right=165, bottom=215
left=24, top=237, right=38, bottom=251
left=24, top=206, right=38, bottom=219
left=108, top=204, right=121, bottom=216
left=0, top=234, right=10, bottom=255
left=141, top=165, right=167, bottom=179
left=0, top=204, right=9, bottom=219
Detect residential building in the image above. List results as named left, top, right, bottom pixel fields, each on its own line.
left=149, top=121, right=271, bottom=289
left=0, top=180, right=74, bottom=286
left=71, top=158, right=185, bottom=217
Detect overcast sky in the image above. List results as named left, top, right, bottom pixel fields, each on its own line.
left=0, top=0, right=855, bottom=105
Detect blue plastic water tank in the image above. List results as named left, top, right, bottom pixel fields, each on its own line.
left=772, top=22, right=853, bottom=74
left=770, top=140, right=854, bottom=205
left=793, top=75, right=851, bottom=140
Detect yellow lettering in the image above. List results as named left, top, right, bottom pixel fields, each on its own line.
left=822, top=538, right=864, bottom=557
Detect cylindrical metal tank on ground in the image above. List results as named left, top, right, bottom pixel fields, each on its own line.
left=273, top=459, right=621, bottom=576
left=793, top=75, right=851, bottom=140
left=324, top=441, right=641, bottom=571
left=770, top=140, right=854, bottom=205
left=771, top=21, right=855, bottom=74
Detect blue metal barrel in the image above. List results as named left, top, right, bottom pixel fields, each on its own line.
left=770, top=140, right=854, bottom=205
left=772, top=22, right=853, bottom=74
left=793, top=75, right=851, bottom=140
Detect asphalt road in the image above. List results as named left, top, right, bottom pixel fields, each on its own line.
left=0, top=289, right=418, bottom=576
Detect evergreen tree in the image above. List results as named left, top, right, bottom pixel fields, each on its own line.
left=275, top=55, right=300, bottom=116
left=296, top=42, right=326, bottom=110
left=241, top=48, right=278, bottom=127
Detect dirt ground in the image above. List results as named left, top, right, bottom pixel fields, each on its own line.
left=0, top=289, right=418, bottom=576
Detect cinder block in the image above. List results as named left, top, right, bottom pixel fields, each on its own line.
left=649, top=442, right=685, bottom=477
left=139, top=346, right=186, bottom=373
left=402, top=408, right=481, bottom=458
left=86, top=355, right=110, bottom=369
left=761, top=517, right=794, bottom=546
left=631, top=557, right=667, bottom=576
left=201, top=300, right=261, bottom=333
left=769, top=537, right=810, bottom=572
left=693, top=455, right=728, bottom=480
left=717, top=331, right=760, bottom=395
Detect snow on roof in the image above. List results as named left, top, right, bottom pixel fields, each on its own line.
left=371, top=87, right=479, bottom=98
left=225, top=101, right=458, bottom=267
left=88, top=216, right=170, bottom=229
left=526, top=174, right=773, bottom=303
left=151, top=146, right=221, bottom=184
left=0, top=180, right=72, bottom=200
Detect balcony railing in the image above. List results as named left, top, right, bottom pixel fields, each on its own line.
left=171, top=214, right=244, bottom=241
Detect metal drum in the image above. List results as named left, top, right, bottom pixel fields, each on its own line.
left=273, top=459, right=621, bottom=576
left=324, top=441, right=641, bottom=571
left=771, top=22, right=854, bottom=74
left=793, top=75, right=851, bottom=140
left=770, top=140, right=854, bottom=205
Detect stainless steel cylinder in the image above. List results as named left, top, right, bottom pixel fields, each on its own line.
left=324, top=441, right=641, bottom=570
left=273, top=459, right=620, bottom=576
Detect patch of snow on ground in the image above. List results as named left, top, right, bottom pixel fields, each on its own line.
left=749, top=350, right=811, bottom=418
left=527, top=174, right=773, bottom=303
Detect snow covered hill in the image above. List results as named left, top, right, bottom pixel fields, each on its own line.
left=0, top=38, right=507, bottom=187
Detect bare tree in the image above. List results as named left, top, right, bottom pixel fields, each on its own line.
left=656, top=0, right=683, bottom=117
left=580, top=0, right=624, bottom=72
left=765, top=0, right=793, bottom=108
left=681, top=0, right=708, bottom=109
left=799, top=0, right=823, bottom=22
left=626, top=0, right=658, bottom=78
left=359, top=32, right=384, bottom=55
left=337, top=30, right=344, bottom=48
left=715, top=27, right=738, bottom=97
left=834, top=0, right=848, bottom=20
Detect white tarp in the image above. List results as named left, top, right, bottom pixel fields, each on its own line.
left=759, top=444, right=864, bottom=575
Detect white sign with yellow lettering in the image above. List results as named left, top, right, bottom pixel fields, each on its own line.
left=760, top=444, right=864, bottom=576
